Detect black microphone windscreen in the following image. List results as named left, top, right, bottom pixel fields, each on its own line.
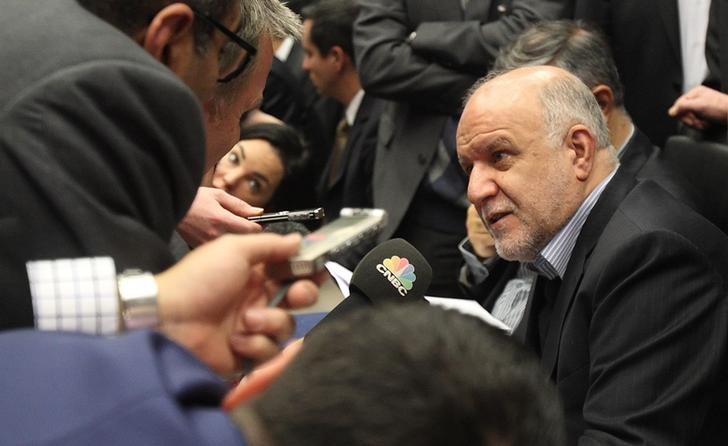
left=307, top=239, right=432, bottom=338
left=349, top=238, right=432, bottom=304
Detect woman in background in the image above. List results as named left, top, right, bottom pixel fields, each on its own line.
left=211, top=122, right=311, bottom=211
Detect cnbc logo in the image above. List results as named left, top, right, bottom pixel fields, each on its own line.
left=376, top=256, right=416, bottom=296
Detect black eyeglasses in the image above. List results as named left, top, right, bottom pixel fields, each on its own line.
left=190, top=6, right=258, bottom=83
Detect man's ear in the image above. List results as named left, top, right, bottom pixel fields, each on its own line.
left=328, top=46, right=348, bottom=71
left=222, top=339, right=303, bottom=411
left=141, top=3, right=196, bottom=68
left=591, top=84, right=615, bottom=118
left=566, top=124, right=596, bottom=181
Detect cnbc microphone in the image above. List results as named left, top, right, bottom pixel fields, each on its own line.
left=311, top=238, right=433, bottom=333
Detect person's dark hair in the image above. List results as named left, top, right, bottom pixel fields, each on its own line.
left=77, top=0, right=234, bottom=53
left=250, top=304, right=565, bottom=446
left=238, top=123, right=310, bottom=212
left=493, top=20, right=625, bottom=108
left=301, top=0, right=360, bottom=62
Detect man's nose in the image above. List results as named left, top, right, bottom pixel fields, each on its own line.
left=467, top=166, right=499, bottom=206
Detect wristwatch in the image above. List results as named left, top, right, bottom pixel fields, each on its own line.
left=117, top=269, right=159, bottom=330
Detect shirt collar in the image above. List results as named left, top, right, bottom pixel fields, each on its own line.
left=345, top=89, right=365, bottom=126
left=615, top=123, right=635, bottom=159
left=274, top=36, right=294, bottom=62
left=532, top=168, right=618, bottom=279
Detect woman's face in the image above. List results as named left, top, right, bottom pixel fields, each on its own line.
left=212, top=138, right=285, bottom=207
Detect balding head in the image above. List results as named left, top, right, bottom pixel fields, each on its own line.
left=464, top=66, right=611, bottom=150
left=456, top=66, right=617, bottom=262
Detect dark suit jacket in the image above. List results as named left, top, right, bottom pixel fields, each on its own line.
left=317, top=94, right=386, bottom=220
left=262, top=43, right=342, bottom=179
left=618, top=128, right=697, bottom=208
left=473, top=168, right=728, bottom=444
left=354, top=0, right=575, bottom=241
left=702, top=0, right=728, bottom=142
left=0, top=330, right=245, bottom=446
left=0, top=0, right=204, bottom=329
left=705, top=0, right=728, bottom=91
left=574, top=0, right=682, bottom=147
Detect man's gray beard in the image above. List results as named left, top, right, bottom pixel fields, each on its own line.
left=493, top=232, right=544, bottom=262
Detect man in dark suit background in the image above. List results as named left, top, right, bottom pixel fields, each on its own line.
left=301, top=0, right=386, bottom=222
left=574, top=0, right=712, bottom=147
left=261, top=33, right=342, bottom=187
left=669, top=0, right=728, bottom=140
left=353, top=0, right=573, bottom=297
left=457, top=65, right=728, bottom=444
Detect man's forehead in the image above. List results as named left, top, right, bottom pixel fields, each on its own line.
left=458, top=86, right=542, bottom=145
left=472, top=66, right=567, bottom=105
left=496, top=65, right=567, bottom=84
left=463, top=84, right=533, bottom=125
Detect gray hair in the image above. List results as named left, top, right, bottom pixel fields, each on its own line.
left=463, top=69, right=611, bottom=150
left=539, top=73, right=611, bottom=149
left=493, top=20, right=625, bottom=109
left=219, top=0, right=302, bottom=73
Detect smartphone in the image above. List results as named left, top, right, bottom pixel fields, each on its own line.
left=269, top=208, right=388, bottom=278
left=248, top=207, right=325, bottom=223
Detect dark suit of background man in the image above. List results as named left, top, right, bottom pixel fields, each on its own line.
left=261, top=36, right=342, bottom=203
left=668, top=0, right=728, bottom=140
left=300, top=0, right=386, bottom=223
left=353, top=0, right=574, bottom=297
left=457, top=66, right=728, bottom=444
left=706, top=0, right=728, bottom=91
left=574, top=0, right=712, bottom=147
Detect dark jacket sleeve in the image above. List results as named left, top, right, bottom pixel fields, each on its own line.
left=575, top=230, right=728, bottom=445
left=0, top=330, right=245, bottom=446
left=354, top=0, right=477, bottom=114
left=411, top=0, right=575, bottom=72
left=354, top=0, right=573, bottom=114
left=0, top=60, right=205, bottom=329
left=704, top=0, right=724, bottom=90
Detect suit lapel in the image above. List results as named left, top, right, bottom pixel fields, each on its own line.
left=540, top=169, right=638, bottom=376
left=617, top=129, right=655, bottom=177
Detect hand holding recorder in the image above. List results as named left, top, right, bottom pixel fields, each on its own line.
left=156, top=233, right=320, bottom=376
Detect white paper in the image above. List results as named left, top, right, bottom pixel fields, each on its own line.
left=424, top=296, right=511, bottom=333
left=324, top=261, right=353, bottom=297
